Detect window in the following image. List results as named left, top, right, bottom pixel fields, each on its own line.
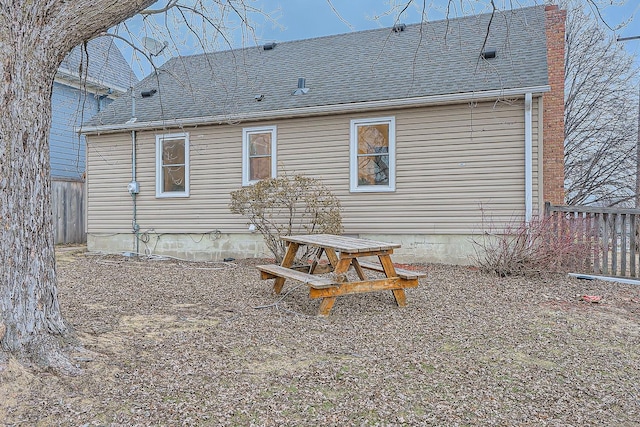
left=242, top=126, right=277, bottom=185
left=350, top=117, right=396, bottom=192
left=156, top=133, right=189, bottom=198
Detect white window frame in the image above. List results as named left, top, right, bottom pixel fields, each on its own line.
left=242, top=125, right=277, bottom=186
left=155, top=132, right=190, bottom=198
left=350, top=117, right=396, bottom=192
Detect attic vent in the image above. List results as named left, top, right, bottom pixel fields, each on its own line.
left=292, top=77, right=309, bottom=95
left=263, top=42, right=276, bottom=50
left=481, top=48, right=497, bottom=59
left=392, top=23, right=406, bottom=33
left=141, top=89, right=157, bottom=98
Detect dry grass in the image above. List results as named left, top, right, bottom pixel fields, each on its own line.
left=1, top=248, right=640, bottom=426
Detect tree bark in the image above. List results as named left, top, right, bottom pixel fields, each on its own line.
left=0, top=0, right=154, bottom=371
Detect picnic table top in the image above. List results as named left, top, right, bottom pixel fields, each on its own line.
left=281, top=234, right=401, bottom=254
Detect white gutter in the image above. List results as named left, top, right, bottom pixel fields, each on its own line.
left=78, top=85, right=550, bottom=134
left=524, top=92, right=533, bottom=224
left=56, top=68, right=129, bottom=96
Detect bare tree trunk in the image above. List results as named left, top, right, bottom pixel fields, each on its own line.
left=0, top=0, right=155, bottom=372
left=0, top=27, right=72, bottom=372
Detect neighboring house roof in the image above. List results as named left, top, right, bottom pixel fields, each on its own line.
left=57, top=36, right=138, bottom=95
left=50, top=38, right=136, bottom=180
left=85, top=5, right=549, bottom=132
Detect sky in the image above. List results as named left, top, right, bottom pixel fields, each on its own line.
left=120, top=0, right=640, bottom=79
left=254, top=0, right=640, bottom=42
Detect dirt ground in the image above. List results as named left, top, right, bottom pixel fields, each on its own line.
left=1, top=247, right=640, bottom=426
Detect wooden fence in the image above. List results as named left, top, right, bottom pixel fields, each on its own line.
left=52, top=179, right=85, bottom=244
left=545, top=202, right=640, bottom=278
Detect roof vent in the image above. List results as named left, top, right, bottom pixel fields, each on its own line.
left=292, top=77, right=309, bottom=95
left=263, top=42, right=277, bottom=50
left=141, top=89, right=157, bottom=98
left=392, top=23, right=406, bottom=33
left=481, top=48, right=497, bottom=59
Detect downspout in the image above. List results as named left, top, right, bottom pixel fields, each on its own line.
left=130, top=90, right=140, bottom=255
left=524, top=93, right=533, bottom=223
left=131, top=129, right=139, bottom=255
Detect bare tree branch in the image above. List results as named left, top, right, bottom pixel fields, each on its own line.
left=140, top=0, right=180, bottom=15
left=562, top=0, right=639, bottom=206
left=325, top=0, right=354, bottom=31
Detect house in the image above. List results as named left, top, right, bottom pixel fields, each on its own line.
left=80, top=5, right=566, bottom=264
left=51, top=37, right=137, bottom=243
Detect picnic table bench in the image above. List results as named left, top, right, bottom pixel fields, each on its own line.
left=257, top=234, right=426, bottom=316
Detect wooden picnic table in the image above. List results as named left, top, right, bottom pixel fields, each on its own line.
left=257, top=234, right=425, bottom=316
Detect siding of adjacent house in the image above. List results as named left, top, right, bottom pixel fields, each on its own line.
left=50, top=81, right=106, bottom=180
left=86, top=97, right=540, bottom=237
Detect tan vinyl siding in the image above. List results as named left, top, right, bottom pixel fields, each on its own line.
left=134, top=126, right=243, bottom=233
left=86, top=97, right=540, bottom=236
left=86, top=133, right=136, bottom=232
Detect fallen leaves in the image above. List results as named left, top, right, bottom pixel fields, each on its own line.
left=1, top=253, right=639, bottom=425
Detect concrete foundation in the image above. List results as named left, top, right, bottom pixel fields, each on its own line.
left=87, top=232, right=477, bottom=265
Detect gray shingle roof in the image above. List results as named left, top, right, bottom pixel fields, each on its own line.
left=59, top=37, right=138, bottom=92
left=87, top=5, right=549, bottom=128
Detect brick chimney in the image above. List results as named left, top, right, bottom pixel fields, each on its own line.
left=543, top=4, right=566, bottom=205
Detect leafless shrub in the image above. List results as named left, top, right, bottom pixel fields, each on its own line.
left=229, top=174, right=342, bottom=263
left=471, top=213, right=596, bottom=277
